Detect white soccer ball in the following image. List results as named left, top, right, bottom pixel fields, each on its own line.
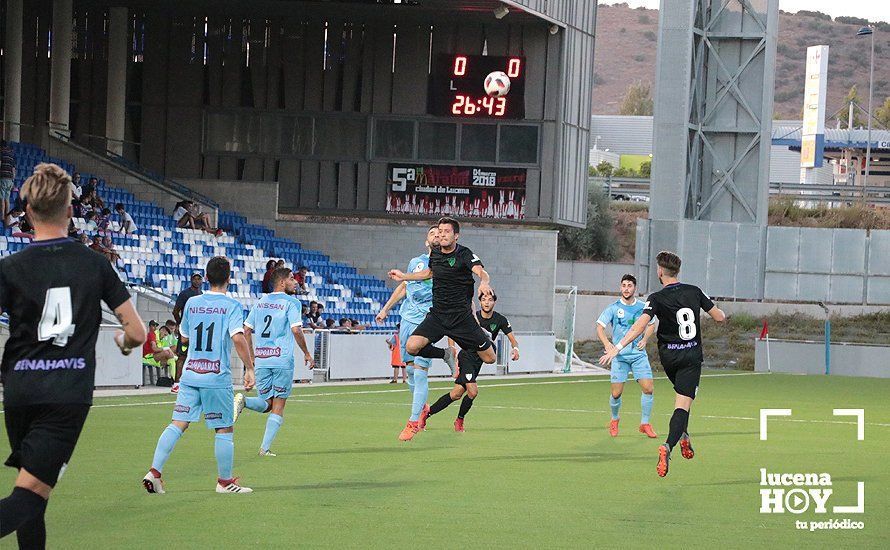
left=484, top=71, right=511, bottom=97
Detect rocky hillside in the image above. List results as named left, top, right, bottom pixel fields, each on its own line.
left=593, top=3, right=890, bottom=120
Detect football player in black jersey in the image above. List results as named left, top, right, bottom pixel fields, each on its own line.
left=599, top=251, right=725, bottom=477
left=0, top=163, right=147, bottom=547
left=388, top=217, right=497, bottom=372
left=423, top=291, right=519, bottom=431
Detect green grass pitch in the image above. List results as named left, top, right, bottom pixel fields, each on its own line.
left=1, top=370, right=888, bottom=548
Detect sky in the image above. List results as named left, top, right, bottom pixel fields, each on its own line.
left=611, top=0, right=890, bottom=23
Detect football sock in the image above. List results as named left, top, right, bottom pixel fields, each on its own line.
left=457, top=395, right=475, bottom=419
left=0, top=487, right=46, bottom=539
left=406, top=366, right=416, bottom=392
left=409, top=368, right=429, bottom=422
left=665, top=408, right=689, bottom=451
left=261, top=414, right=284, bottom=452
left=215, top=432, right=235, bottom=480
left=640, top=393, right=654, bottom=424
left=245, top=396, right=268, bottom=413
left=16, top=511, right=46, bottom=549
left=151, top=424, right=183, bottom=473
left=428, top=392, right=455, bottom=416
left=418, top=344, right=446, bottom=359
left=609, top=395, right=622, bottom=420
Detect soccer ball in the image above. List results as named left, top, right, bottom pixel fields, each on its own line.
left=484, top=71, right=511, bottom=97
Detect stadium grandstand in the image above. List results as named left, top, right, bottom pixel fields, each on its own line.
left=1, top=141, right=394, bottom=326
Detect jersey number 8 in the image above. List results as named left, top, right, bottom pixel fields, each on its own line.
left=38, top=287, right=76, bottom=347
left=676, top=307, right=696, bottom=341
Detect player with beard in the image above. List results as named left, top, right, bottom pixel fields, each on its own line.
left=388, top=217, right=497, bottom=390
left=599, top=251, right=725, bottom=477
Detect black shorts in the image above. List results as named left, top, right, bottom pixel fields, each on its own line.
left=177, top=336, right=189, bottom=356
left=412, top=310, right=492, bottom=354
left=659, top=349, right=702, bottom=399
left=455, top=348, right=485, bottom=386
left=4, top=403, right=91, bottom=487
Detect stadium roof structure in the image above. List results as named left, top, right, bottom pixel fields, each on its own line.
left=772, top=126, right=890, bottom=154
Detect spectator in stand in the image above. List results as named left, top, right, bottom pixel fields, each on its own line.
left=78, top=233, right=90, bottom=245
left=387, top=326, right=406, bottom=384
left=83, top=176, right=99, bottom=197
left=83, top=187, right=104, bottom=210
left=333, top=318, right=352, bottom=333
left=0, top=139, right=16, bottom=223
left=102, top=235, right=122, bottom=263
left=350, top=318, right=367, bottom=332
left=317, top=303, right=326, bottom=322
left=97, top=207, right=112, bottom=230
left=294, top=265, right=310, bottom=294
left=172, top=200, right=194, bottom=229
left=262, top=259, right=276, bottom=293
left=115, top=202, right=138, bottom=234
left=84, top=210, right=98, bottom=231
left=188, top=202, right=221, bottom=235
left=5, top=205, right=25, bottom=231
left=71, top=172, right=83, bottom=199
left=12, top=210, right=33, bottom=240
left=325, top=319, right=336, bottom=330
left=301, top=304, right=311, bottom=326
left=67, top=219, right=79, bottom=239
left=306, top=301, right=324, bottom=328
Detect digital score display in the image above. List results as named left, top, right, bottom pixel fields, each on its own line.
left=428, top=54, right=526, bottom=119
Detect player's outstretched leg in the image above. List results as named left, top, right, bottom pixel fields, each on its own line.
left=658, top=402, right=690, bottom=477
left=144, top=423, right=186, bottom=493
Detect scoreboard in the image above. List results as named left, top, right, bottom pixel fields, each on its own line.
left=428, top=54, right=526, bottom=119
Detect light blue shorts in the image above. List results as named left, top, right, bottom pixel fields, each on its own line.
left=400, top=319, right=431, bottom=369
left=610, top=354, right=653, bottom=384
left=256, top=367, right=294, bottom=400
left=172, top=384, right=234, bottom=429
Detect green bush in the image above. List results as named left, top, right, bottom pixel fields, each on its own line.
left=556, top=186, right=618, bottom=262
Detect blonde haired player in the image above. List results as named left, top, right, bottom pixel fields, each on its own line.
left=0, top=163, right=146, bottom=546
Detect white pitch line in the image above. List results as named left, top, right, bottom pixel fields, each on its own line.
left=288, top=399, right=890, bottom=428
left=293, top=371, right=768, bottom=398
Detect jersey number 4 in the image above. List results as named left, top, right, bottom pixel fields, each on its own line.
left=38, top=287, right=76, bottom=347
left=676, top=307, right=697, bottom=341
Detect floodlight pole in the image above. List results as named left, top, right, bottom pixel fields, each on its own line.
left=863, top=26, right=875, bottom=203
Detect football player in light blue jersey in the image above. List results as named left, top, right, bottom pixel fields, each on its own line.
left=376, top=225, right=442, bottom=441
left=143, top=257, right=256, bottom=494
left=596, top=274, right=658, bottom=439
left=234, top=267, right=315, bottom=456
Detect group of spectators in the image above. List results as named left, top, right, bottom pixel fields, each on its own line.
left=262, top=260, right=309, bottom=294
left=301, top=300, right=368, bottom=332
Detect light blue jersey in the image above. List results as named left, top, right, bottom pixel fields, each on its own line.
left=597, top=299, right=653, bottom=358
left=399, top=254, right=433, bottom=325
left=179, top=292, right=245, bottom=388
left=244, top=292, right=302, bottom=369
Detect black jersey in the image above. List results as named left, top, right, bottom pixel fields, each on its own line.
left=642, top=282, right=715, bottom=362
left=0, top=238, right=131, bottom=406
left=476, top=310, right=512, bottom=341
left=429, top=244, right=483, bottom=313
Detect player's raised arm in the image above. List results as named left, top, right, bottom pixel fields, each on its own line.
left=389, top=267, right=432, bottom=281
left=376, top=281, right=407, bottom=322
left=598, top=313, right=652, bottom=366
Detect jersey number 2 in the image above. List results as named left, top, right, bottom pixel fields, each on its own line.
left=676, top=308, right=696, bottom=341
left=38, top=287, right=76, bottom=347
left=261, top=315, right=273, bottom=338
